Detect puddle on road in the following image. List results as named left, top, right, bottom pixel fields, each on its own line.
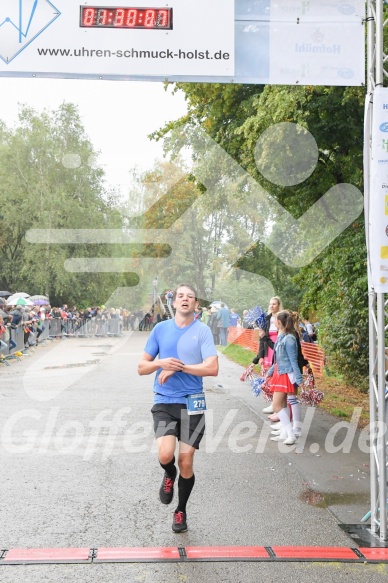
left=44, top=359, right=100, bottom=369
left=300, top=490, right=370, bottom=508
left=79, top=345, right=114, bottom=348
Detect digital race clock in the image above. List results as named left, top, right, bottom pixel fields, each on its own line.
left=80, top=6, right=173, bottom=29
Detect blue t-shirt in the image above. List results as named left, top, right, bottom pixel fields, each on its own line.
left=144, top=318, right=217, bottom=404
left=230, top=313, right=240, bottom=326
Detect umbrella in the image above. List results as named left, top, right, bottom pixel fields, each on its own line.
left=7, top=296, right=34, bottom=307
left=0, top=291, right=11, bottom=297
left=0, top=297, right=6, bottom=306
left=29, top=295, right=50, bottom=306
left=32, top=298, right=50, bottom=306
left=11, top=292, right=30, bottom=298
left=16, top=297, right=34, bottom=307
left=6, top=293, right=30, bottom=305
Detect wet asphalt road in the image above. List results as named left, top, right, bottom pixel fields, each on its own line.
left=0, top=331, right=386, bottom=583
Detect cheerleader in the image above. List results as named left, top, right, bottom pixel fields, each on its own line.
left=266, top=311, right=303, bottom=445
left=252, top=296, right=282, bottom=415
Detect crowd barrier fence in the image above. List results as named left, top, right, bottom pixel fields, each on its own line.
left=1, top=317, right=123, bottom=363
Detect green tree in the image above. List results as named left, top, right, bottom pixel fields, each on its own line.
left=294, top=221, right=368, bottom=390
left=153, top=82, right=367, bottom=385
left=0, top=103, right=127, bottom=306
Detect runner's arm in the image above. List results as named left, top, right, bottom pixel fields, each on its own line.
left=181, top=355, right=218, bottom=377
left=137, top=351, right=185, bottom=375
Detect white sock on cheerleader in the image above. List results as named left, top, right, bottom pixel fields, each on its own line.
left=277, top=407, right=294, bottom=440
left=287, top=395, right=301, bottom=434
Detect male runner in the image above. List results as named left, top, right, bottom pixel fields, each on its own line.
left=138, top=284, right=218, bottom=532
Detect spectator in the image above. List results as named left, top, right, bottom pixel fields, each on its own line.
left=303, top=317, right=317, bottom=342
left=4, top=312, right=16, bottom=350
left=266, top=311, right=304, bottom=445
left=31, top=310, right=44, bottom=344
left=208, top=307, right=219, bottom=345
left=229, top=308, right=240, bottom=327
left=194, top=306, right=202, bottom=320
left=300, top=321, right=313, bottom=343
left=242, top=309, right=253, bottom=329
left=166, top=290, right=174, bottom=307
left=10, top=305, right=23, bottom=327
left=252, top=296, right=283, bottom=416
left=141, top=311, right=152, bottom=331
left=122, top=308, right=129, bottom=330
left=1, top=306, right=11, bottom=325
left=201, top=307, right=210, bottom=326
left=216, top=303, right=231, bottom=346
left=0, top=315, right=8, bottom=355
left=83, top=307, right=93, bottom=320
left=252, top=296, right=283, bottom=369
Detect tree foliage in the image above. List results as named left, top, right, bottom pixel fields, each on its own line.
left=294, top=221, right=368, bottom=390
left=124, top=157, right=273, bottom=309
left=0, top=103, right=128, bottom=306
left=153, top=82, right=367, bottom=386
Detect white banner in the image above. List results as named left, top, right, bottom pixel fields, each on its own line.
left=0, top=0, right=235, bottom=76
left=268, top=0, right=365, bottom=21
left=0, top=0, right=365, bottom=85
left=269, top=21, right=364, bottom=85
left=369, top=87, right=388, bottom=293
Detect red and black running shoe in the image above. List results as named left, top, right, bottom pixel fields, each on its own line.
left=159, top=473, right=175, bottom=505
left=172, top=510, right=187, bottom=533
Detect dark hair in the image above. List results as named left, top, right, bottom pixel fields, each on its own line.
left=288, top=311, right=302, bottom=338
left=174, top=284, right=198, bottom=300
left=276, top=310, right=296, bottom=335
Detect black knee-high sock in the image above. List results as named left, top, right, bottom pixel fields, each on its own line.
left=176, top=474, right=195, bottom=513
left=160, top=456, right=177, bottom=479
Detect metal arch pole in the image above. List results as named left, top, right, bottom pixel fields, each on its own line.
left=368, top=291, right=378, bottom=535
left=367, top=0, right=388, bottom=541
left=367, top=0, right=376, bottom=91
left=366, top=0, right=379, bottom=537
left=375, top=0, right=388, bottom=542
left=377, top=294, right=387, bottom=540
left=375, top=0, right=384, bottom=89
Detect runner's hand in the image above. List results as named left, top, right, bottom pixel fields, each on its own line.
left=160, top=357, right=185, bottom=371
left=158, top=370, right=176, bottom=384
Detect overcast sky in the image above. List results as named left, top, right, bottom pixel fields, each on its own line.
left=0, top=77, right=188, bottom=195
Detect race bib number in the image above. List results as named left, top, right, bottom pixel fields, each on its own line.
left=186, top=393, right=206, bottom=415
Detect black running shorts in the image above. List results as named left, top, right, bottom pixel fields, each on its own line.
left=151, top=403, right=205, bottom=450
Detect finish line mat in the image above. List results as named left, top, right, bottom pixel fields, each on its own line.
left=1, top=545, right=388, bottom=565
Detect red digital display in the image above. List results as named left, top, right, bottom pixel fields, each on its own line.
left=80, top=6, right=173, bottom=29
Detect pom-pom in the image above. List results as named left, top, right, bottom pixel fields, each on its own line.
left=251, top=376, right=265, bottom=397
left=257, top=366, right=273, bottom=401
left=244, top=306, right=267, bottom=329
left=299, top=366, right=324, bottom=406
left=260, top=377, right=274, bottom=402
left=300, top=388, right=324, bottom=407
left=240, top=364, right=254, bottom=382
left=240, top=363, right=273, bottom=400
